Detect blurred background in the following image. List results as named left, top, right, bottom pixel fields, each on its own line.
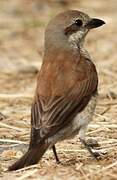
left=0, top=0, right=116, bottom=95
left=0, top=0, right=117, bottom=179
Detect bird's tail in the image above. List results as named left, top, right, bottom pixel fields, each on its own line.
left=8, top=142, right=49, bottom=171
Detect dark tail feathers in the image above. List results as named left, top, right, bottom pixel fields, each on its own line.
left=8, top=142, right=49, bottom=171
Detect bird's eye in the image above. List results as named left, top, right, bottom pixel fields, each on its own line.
left=75, top=19, right=83, bottom=26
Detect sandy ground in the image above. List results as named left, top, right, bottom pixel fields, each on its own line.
left=0, top=0, right=117, bottom=179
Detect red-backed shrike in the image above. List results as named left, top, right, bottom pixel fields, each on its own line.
left=9, top=10, right=105, bottom=171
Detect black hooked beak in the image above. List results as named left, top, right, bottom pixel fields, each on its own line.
left=86, top=18, right=105, bottom=29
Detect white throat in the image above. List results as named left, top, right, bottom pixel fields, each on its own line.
left=68, top=31, right=91, bottom=59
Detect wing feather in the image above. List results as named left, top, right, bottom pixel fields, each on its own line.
left=31, top=68, right=97, bottom=140
left=30, top=53, right=98, bottom=141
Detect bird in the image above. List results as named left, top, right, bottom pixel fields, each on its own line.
left=9, top=10, right=105, bottom=171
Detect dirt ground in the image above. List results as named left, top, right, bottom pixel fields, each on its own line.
left=0, top=0, right=117, bottom=179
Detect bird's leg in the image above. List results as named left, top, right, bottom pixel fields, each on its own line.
left=52, top=145, right=60, bottom=163
left=79, top=128, right=100, bottom=160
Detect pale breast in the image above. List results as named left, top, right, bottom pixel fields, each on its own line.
left=47, top=94, right=97, bottom=145
left=72, top=94, right=97, bottom=132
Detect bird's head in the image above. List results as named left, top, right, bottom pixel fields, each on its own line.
left=45, top=10, right=105, bottom=50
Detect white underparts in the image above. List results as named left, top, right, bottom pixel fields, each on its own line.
left=48, top=94, right=97, bottom=145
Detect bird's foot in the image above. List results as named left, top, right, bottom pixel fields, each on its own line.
left=79, top=138, right=107, bottom=160
left=90, top=149, right=108, bottom=160
left=86, top=138, right=99, bottom=148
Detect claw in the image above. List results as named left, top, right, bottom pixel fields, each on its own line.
left=79, top=138, right=104, bottom=160
left=86, top=138, right=99, bottom=148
